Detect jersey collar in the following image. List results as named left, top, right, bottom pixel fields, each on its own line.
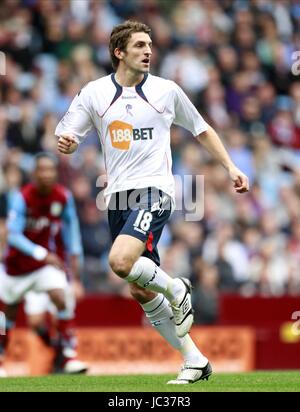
left=110, top=73, right=149, bottom=105
left=111, top=73, right=148, bottom=89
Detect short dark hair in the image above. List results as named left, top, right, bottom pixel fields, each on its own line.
left=34, top=152, right=58, bottom=167
left=109, top=20, right=151, bottom=71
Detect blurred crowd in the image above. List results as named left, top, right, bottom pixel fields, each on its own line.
left=1, top=0, right=300, bottom=324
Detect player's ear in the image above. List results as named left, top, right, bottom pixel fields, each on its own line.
left=114, top=48, right=124, bottom=61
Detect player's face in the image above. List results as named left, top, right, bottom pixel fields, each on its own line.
left=35, top=158, right=57, bottom=188
left=122, top=32, right=152, bottom=73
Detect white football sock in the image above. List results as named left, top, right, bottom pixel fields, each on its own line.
left=141, top=294, right=208, bottom=366
left=126, top=256, right=184, bottom=303
left=181, top=335, right=208, bottom=366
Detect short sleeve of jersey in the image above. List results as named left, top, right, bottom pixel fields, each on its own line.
left=55, top=84, right=94, bottom=144
left=172, top=83, right=208, bottom=137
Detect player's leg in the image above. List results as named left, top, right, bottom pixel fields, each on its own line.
left=130, top=283, right=208, bottom=362
left=110, top=256, right=212, bottom=385
left=110, top=234, right=188, bottom=302
left=0, top=303, right=19, bottom=377
left=47, top=288, right=81, bottom=373
left=108, top=188, right=211, bottom=383
left=0, top=267, right=31, bottom=377
left=129, top=283, right=211, bottom=384
left=108, top=189, right=193, bottom=337
left=33, top=265, right=87, bottom=374
left=24, top=291, right=54, bottom=346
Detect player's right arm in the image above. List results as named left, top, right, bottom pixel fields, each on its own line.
left=7, top=191, right=64, bottom=269
left=56, top=85, right=93, bottom=155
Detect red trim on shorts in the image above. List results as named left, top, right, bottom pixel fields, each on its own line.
left=146, top=231, right=154, bottom=252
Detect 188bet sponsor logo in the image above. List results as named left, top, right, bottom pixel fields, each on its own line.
left=109, top=120, right=153, bottom=150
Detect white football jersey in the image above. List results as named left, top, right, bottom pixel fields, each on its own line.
left=55, top=73, right=208, bottom=204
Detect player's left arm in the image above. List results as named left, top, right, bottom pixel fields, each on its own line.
left=172, top=82, right=249, bottom=194
left=196, top=125, right=249, bottom=193
left=61, top=191, right=84, bottom=281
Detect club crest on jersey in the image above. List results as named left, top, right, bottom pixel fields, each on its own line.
left=50, top=202, right=63, bottom=216
left=126, top=104, right=133, bottom=116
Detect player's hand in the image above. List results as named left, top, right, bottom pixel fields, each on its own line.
left=57, top=133, right=78, bottom=154
left=228, top=166, right=249, bottom=193
left=44, top=252, right=65, bottom=270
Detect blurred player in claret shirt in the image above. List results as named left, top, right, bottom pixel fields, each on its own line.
left=0, top=153, right=87, bottom=377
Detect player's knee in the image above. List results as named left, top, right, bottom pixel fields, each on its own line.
left=54, top=298, right=66, bottom=312
left=129, top=283, right=157, bottom=303
left=54, top=299, right=66, bottom=312
left=27, top=314, right=45, bottom=329
left=48, top=290, right=66, bottom=311
left=108, top=253, right=133, bottom=278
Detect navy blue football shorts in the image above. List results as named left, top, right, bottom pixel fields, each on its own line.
left=107, top=187, right=172, bottom=266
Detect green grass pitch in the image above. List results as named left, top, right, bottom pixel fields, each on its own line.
left=0, top=371, right=299, bottom=392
